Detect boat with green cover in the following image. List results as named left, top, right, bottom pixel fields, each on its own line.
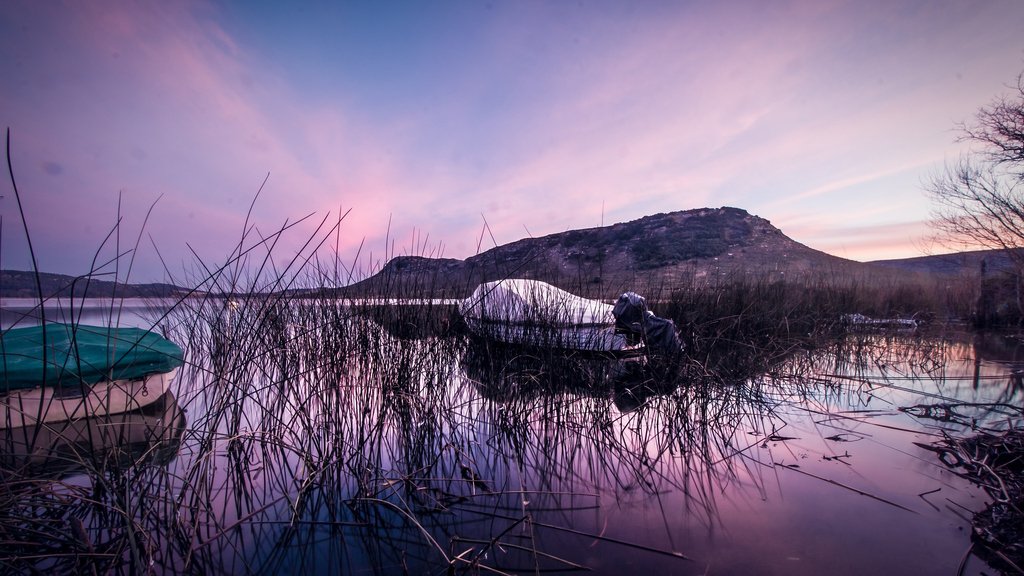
left=0, top=323, right=184, bottom=428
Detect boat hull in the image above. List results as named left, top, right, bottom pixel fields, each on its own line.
left=463, top=316, right=642, bottom=354
left=0, top=369, right=176, bottom=429
left=0, top=391, right=186, bottom=479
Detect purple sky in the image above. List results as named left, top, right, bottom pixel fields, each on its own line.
left=2, top=1, right=1024, bottom=283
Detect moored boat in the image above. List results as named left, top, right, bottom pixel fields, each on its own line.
left=1, top=323, right=184, bottom=428
left=458, top=279, right=682, bottom=356
left=459, top=279, right=641, bottom=354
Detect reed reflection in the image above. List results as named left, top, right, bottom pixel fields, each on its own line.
left=3, top=294, right=1020, bottom=574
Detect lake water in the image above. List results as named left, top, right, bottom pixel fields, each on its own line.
left=0, top=297, right=178, bottom=330
left=1, top=299, right=1022, bottom=574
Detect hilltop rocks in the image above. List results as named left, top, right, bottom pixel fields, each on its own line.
left=345, top=206, right=868, bottom=298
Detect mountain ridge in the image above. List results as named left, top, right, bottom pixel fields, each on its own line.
left=3, top=206, right=1014, bottom=300
left=869, top=248, right=1020, bottom=277
left=344, top=206, right=889, bottom=298
left=0, top=270, right=186, bottom=299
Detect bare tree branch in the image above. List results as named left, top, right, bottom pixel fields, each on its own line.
left=927, top=70, right=1024, bottom=273
left=955, top=71, right=1024, bottom=180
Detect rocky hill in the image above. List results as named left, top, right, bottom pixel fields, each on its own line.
left=10, top=207, right=1002, bottom=302
left=344, top=206, right=898, bottom=299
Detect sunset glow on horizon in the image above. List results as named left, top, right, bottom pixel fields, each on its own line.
left=2, top=1, right=1024, bottom=282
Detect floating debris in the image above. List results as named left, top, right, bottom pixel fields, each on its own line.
left=919, top=428, right=1024, bottom=573
left=840, top=313, right=918, bottom=331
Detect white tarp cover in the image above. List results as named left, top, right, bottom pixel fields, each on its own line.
left=459, top=279, right=614, bottom=327
left=458, top=279, right=635, bottom=352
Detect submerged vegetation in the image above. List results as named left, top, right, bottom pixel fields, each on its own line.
left=924, top=427, right=1024, bottom=573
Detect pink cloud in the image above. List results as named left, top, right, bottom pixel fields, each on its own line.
left=5, top=0, right=1024, bottom=282
left=0, top=3, right=415, bottom=279
left=798, top=219, right=937, bottom=262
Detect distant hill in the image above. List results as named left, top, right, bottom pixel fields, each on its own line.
left=343, top=206, right=906, bottom=299
left=0, top=270, right=187, bottom=299
left=869, top=248, right=1020, bottom=277
left=10, top=208, right=1016, bottom=302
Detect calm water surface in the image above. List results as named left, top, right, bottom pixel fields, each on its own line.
left=0, top=297, right=178, bottom=330
left=1, top=299, right=1022, bottom=575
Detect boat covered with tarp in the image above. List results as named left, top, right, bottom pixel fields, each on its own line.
left=458, top=279, right=682, bottom=356
left=1, top=323, right=184, bottom=428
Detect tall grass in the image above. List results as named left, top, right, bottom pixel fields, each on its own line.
left=3, top=139, right=1004, bottom=573
left=0, top=235, right=987, bottom=575
left=1, top=244, right=808, bottom=574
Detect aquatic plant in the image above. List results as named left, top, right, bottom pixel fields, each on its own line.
left=3, top=135, right=1020, bottom=574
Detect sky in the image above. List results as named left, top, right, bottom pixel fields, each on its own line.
left=2, top=1, right=1024, bottom=283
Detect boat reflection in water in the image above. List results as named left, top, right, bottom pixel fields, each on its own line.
left=0, top=391, right=186, bottom=480
left=461, top=337, right=681, bottom=412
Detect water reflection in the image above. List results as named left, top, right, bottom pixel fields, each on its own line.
left=1, top=297, right=1022, bottom=575
left=0, top=392, right=187, bottom=574
left=0, top=392, right=186, bottom=480
left=0, top=297, right=178, bottom=329
left=461, top=338, right=678, bottom=408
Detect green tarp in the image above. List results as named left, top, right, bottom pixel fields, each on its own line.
left=0, top=324, right=184, bottom=392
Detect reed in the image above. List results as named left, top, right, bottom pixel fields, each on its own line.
left=4, top=142, right=1013, bottom=573
left=0, top=242, right=991, bottom=575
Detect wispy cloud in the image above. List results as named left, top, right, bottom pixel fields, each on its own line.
left=792, top=219, right=937, bottom=261
left=2, top=0, right=1023, bottom=279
